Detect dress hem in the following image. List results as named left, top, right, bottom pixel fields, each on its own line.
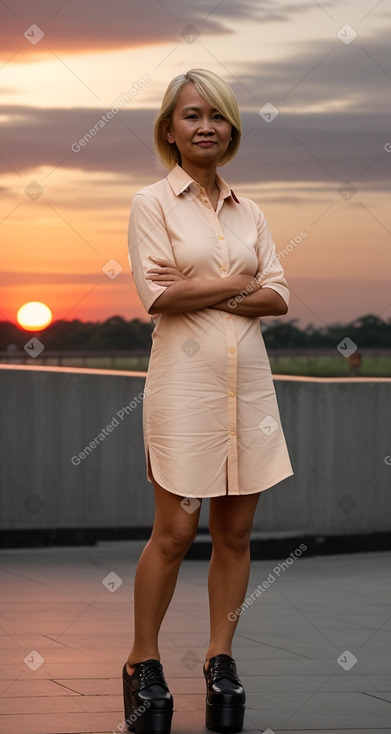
left=146, top=447, right=293, bottom=498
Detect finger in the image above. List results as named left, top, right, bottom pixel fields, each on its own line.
left=149, top=271, right=189, bottom=282
left=146, top=271, right=178, bottom=278
left=147, top=274, right=182, bottom=281
left=146, top=268, right=178, bottom=276
left=150, top=279, right=177, bottom=287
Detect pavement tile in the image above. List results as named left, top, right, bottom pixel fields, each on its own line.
left=0, top=545, right=390, bottom=733
left=52, top=678, right=120, bottom=696
left=0, top=678, right=78, bottom=697
left=0, top=712, right=120, bottom=734
left=0, top=695, right=89, bottom=714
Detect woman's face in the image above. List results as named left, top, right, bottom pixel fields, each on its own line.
left=163, top=82, right=233, bottom=169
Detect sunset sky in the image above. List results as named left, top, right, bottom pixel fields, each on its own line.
left=1, top=0, right=390, bottom=330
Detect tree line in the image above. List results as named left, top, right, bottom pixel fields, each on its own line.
left=0, top=313, right=390, bottom=351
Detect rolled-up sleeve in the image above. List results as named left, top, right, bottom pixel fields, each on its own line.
left=128, top=193, right=174, bottom=314
left=254, top=205, right=290, bottom=308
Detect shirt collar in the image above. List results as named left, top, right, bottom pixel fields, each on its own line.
left=167, top=163, right=240, bottom=203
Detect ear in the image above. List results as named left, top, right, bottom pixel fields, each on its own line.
left=161, top=120, right=175, bottom=144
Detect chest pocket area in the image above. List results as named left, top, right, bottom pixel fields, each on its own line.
left=224, top=222, right=259, bottom=277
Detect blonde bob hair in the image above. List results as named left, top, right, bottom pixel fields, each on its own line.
left=153, top=68, right=242, bottom=170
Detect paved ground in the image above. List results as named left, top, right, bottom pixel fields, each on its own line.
left=0, top=541, right=390, bottom=734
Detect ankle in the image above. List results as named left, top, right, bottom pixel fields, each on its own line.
left=127, top=653, right=160, bottom=668
left=205, top=649, right=233, bottom=664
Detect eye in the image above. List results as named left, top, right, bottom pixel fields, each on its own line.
left=184, top=113, right=225, bottom=120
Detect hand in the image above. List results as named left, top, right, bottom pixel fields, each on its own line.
left=146, top=256, right=190, bottom=287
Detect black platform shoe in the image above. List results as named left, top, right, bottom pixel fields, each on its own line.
left=203, top=654, right=245, bottom=733
left=122, top=659, right=173, bottom=734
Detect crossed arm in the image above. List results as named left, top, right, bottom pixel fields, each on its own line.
left=146, top=256, right=288, bottom=318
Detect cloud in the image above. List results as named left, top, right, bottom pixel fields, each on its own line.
left=0, top=271, right=105, bottom=285
left=0, top=103, right=389, bottom=191
left=1, top=23, right=389, bottom=192
left=289, top=277, right=391, bottom=328
left=233, top=31, right=391, bottom=113
left=0, top=0, right=314, bottom=59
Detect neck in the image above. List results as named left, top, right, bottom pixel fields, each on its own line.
left=179, top=161, right=218, bottom=197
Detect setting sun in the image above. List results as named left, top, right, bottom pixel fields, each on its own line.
left=17, top=302, right=53, bottom=332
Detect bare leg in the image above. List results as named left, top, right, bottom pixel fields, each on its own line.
left=205, top=492, right=261, bottom=663
left=127, top=479, right=202, bottom=674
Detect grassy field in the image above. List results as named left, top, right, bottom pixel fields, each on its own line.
left=269, top=355, right=391, bottom=377
left=30, top=354, right=391, bottom=377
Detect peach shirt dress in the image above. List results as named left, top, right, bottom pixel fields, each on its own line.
left=128, top=163, right=293, bottom=497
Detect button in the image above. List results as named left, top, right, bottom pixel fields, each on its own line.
left=217, top=235, right=224, bottom=240
left=229, top=346, right=235, bottom=353
left=230, top=430, right=236, bottom=436
left=221, top=266, right=228, bottom=272
left=229, top=391, right=235, bottom=397
left=225, top=314, right=232, bottom=319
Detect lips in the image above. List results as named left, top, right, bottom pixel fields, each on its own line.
left=195, top=141, right=216, bottom=147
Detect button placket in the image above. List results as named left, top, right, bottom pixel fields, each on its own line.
left=197, top=193, right=230, bottom=274
left=197, top=193, right=239, bottom=494
left=226, top=316, right=239, bottom=494
left=214, top=210, right=239, bottom=494
left=216, top=231, right=229, bottom=275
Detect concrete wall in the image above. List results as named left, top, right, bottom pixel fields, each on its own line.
left=1, top=365, right=390, bottom=537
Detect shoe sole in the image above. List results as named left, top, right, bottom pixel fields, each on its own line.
left=127, top=709, right=173, bottom=734
left=123, top=680, right=173, bottom=734
left=205, top=699, right=245, bottom=733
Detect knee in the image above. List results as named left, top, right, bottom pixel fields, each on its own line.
left=153, top=522, right=197, bottom=560
left=210, top=523, right=251, bottom=554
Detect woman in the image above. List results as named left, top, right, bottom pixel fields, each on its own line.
left=125, top=68, right=293, bottom=734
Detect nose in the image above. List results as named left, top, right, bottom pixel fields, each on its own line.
left=197, top=118, right=215, bottom=133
